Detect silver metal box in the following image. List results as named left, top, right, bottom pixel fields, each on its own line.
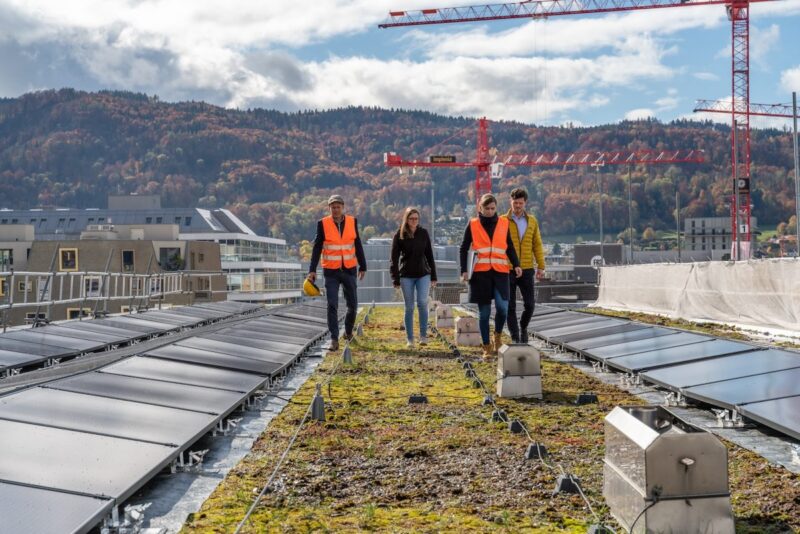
left=603, top=406, right=734, bottom=534
left=496, top=344, right=542, bottom=398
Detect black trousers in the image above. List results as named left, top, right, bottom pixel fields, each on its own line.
left=507, top=269, right=535, bottom=340
left=324, top=268, right=358, bottom=339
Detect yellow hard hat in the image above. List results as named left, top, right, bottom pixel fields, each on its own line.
left=303, top=278, right=322, bottom=297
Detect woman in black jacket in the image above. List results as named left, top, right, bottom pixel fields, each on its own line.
left=460, top=194, right=522, bottom=359
left=391, top=207, right=437, bottom=347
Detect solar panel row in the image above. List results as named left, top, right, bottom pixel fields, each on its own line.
left=526, top=308, right=800, bottom=440
left=0, top=301, right=330, bottom=533
left=0, top=302, right=262, bottom=375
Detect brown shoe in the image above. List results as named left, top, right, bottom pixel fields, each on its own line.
left=329, top=339, right=340, bottom=352
left=493, top=332, right=504, bottom=355
left=481, top=343, right=493, bottom=361
left=342, top=332, right=353, bottom=341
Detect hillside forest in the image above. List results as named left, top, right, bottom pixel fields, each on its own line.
left=0, top=89, right=797, bottom=248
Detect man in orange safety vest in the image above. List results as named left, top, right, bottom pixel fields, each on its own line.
left=307, top=194, right=367, bottom=351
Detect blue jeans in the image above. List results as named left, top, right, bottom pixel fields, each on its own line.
left=478, top=286, right=508, bottom=344
left=400, top=275, right=431, bottom=341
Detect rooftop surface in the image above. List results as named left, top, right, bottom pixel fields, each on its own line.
left=181, top=307, right=799, bottom=533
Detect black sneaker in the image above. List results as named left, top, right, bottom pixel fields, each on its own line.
left=343, top=332, right=353, bottom=341
left=521, top=332, right=529, bottom=344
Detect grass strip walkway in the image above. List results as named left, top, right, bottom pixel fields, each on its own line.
left=182, top=307, right=799, bottom=533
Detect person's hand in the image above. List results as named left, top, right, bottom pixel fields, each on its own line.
left=431, top=280, right=437, bottom=288
left=461, top=272, right=469, bottom=283
left=306, top=272, right=316, bottom=283
left=514, top=266, right=523, bottom=278
left=536, top=269, right=546, bottom=281
left=358, top=271, right=366, bottom=281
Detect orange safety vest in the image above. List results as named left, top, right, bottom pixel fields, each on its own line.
left=321, top=215, right=358, bottom=269
left=470, top=217, right=510, bottom=273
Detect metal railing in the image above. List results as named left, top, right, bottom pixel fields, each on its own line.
left=0, top=269, right=227, bottom=328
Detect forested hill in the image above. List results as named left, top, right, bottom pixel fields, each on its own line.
left=0, top=89, right=796, bottom=246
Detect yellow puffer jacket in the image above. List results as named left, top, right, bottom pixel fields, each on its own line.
left=503, top=210, right=545, bottom=270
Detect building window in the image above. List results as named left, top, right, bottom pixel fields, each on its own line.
left=38, top=219, right=46, bottom=228
left=88, top=218, right=94, bottom=224
left=57, top=218, right=66, bottom=228
left=18, top=280, right=31, bottom=292
left=120, top=305, right=131, bottom=314
left=98, top=217, right=105, bottom=223
left=122, top=250, right=135, bottom=272
left=25, top=312, right=47, bottom=324
left=146, top=217, right=152, bottom=224
left=159, top=247, right=183, bottom=271
left=84, top=276, right=102, bottom=297
left=199, top=253, right=205, bottom=262
left=190, top=252, right=196, bottom=268
left=175, top=216, right=182, bottom=224
left=0, top=277, right=6, bottom=296
left=184, top=216, right=192, bottom=226
left=68, top=218, right=76, bottom=228
left=0, top=249, right=12, bottom=269
left=59, top=248, right=79, bottom=271
left=156, top=217, right=163, bottom=224
left=691, top=220, right=696, bottom=227
left=1, top=219, right=7, bottom=224
left=66, top=308, right=92, bottom=320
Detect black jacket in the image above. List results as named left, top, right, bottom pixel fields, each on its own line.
left=390, top=227, right=437, bottom=285
left=459, top=214, right=520, bottom=273
left=308, top=217, right=367, bottom=274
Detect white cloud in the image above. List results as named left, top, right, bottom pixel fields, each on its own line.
left=624, top=108, right=655, bottom=121
left=751, top=24, right=780, bottom=65
left=782, top=66, right=800, bottom=92
left=694, top=72, right=718, bottom=81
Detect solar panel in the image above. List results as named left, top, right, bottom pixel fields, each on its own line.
left=92, top=317, right=166, bottom=334
left=271, top=311, right=328, bottom=325
left=0, top=419, right=176, bottom=500
left=641, top=349, right=800, bottom=390
left=604, top=340, right=759, bottom=373
left=532, top=306, right=565, bottom=317
left=101, top=356, right=266, bottom=392
left=0, top=387, right=217, bottom=446
left=200, top=333, right=303, bottom=356
left=738, top=396, right=800, bottom=440
left=145, top=345, right=279, bottom=375
left=217, top=326, right=311, bottom=345
left=536, top=318, right=626, bottom=340
left=45, top=372, right=246, bottom=415
left=683, top=368, right=800, bottom=409
left=552, top=323, right=648, bottom=344
left=248, top=319, right=325, bottom=336
left=530, top=314, right=602, bottom=331
left=583, top=332, right=711, bottom=361
left=2, top=330, right=104, bottom=352
left=176, top=337, right=296, bottom=365
left=0, top=349, right=46, bottom=369
left=0, top=481, right=113, bottom=534
left=566, top=327, right=677, bottom=351
left=529, top=312, right=584, bottom=327
left=0, top=337, right=71, bottom=357
left=134, top=311, right=200, bottom=327
left=166, top=307, right=226, bottom=320
left=55, top=320, right=148, bottom=340
left=35, top=325, right=125, bottom=344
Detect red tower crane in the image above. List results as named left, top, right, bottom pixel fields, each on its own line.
left=380, top=0, right=780, bottom=258
left=384, top=117, right=705, bottom=195
left=694, top=99, right=794, bottom=257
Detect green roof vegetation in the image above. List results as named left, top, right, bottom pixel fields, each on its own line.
left=182, top=307, right=799, bottom=533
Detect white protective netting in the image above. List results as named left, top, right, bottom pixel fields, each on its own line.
left=592, top=259, right=800, bottom=332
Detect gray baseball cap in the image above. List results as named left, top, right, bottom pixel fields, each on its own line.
left=327, top=194, right=344, bottom=205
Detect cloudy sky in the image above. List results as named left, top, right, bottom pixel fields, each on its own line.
left=0, top=0, right=798, bottom=125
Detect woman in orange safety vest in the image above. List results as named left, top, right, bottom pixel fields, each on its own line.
left=459, top=194, right=522, bottom=360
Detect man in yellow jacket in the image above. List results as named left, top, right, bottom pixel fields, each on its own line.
left=503, top=187, right=546, bottom=344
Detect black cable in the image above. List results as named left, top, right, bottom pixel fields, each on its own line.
left=629, top=500, right=658, bottom=533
